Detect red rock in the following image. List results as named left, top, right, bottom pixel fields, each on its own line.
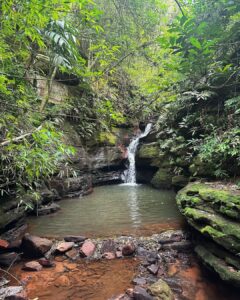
left=65, top=248, right=79, bottom=260
left=102, top=252, right=115, bottom=260
left=56, top=242, right=74, bottom=253
left=38, top=257, right=55, bottom=268
left=147, top=264, right=159, bottom=275
left=22, top=261, right=42, bottom=271
left=0, top=239, right=9, bottom=249
left=122, top=243, right=136, bottom=256
left=22, top=234, right=53, bottom=258
left=80, top=240, right=96, bottom=257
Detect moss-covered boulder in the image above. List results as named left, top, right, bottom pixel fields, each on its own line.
left=148, top=279, right=174, bottom=300
left=176, top=182, right=240, bottom=287
left=151, top=169, right=173, bottom=189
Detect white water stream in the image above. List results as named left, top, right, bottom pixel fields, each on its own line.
left=124, top=123, right=152, bottom=185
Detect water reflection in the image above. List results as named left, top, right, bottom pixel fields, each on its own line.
left=127, top=186, right=141, bottom=227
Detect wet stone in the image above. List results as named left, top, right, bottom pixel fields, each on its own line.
left=64, top=235, right=87, bottom=243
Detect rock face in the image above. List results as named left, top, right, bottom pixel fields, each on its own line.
left=177, top=182, right=240, bottom=287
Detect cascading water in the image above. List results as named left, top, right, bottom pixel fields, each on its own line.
left=124, top=123, right=152, bottom=185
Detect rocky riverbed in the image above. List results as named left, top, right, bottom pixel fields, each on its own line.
left=1, top=229, right=239, bottom=300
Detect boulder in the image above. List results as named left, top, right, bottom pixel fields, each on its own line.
left=148, top=279, right=174, bottom=300
left=177, top=182, right=240, bottom=287
left=36, top=203, right=60, bottom=216
left=22, top=234, right=53, bottom=258
left=80, top=240, right=96, bottom=257
left=101, top=239, right=116, bottom=254
left=22, top=261, right=42, bottom=271
left=151, top=169, right=173, bottom=189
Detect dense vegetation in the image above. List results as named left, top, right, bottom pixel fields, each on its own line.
left=0, top=0, right=240, bottom=201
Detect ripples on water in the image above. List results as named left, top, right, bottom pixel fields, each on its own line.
left=28, top=184, right=183, bottom=237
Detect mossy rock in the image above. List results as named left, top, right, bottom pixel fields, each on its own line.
left=189, top=156, right=215, bottom=177
left=148, top=279, right=174, bottom=300
left=151, top=168, right=173, bottom=189
left=176, top=183, right=240, bottom=255
left=195, top=245, right=240, bottom=287
left=98, top=132, right=117, bottom=146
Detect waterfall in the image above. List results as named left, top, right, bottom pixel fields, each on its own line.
left=124, top=123, right=152, bottom=185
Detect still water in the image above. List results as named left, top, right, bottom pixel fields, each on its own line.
left=28, top=184, right=183, bottom=237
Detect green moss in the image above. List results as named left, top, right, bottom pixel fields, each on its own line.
left=138, top=143, right=159, bottom=159
left=201, top=225, right=225, bottom=238
left=98, top=132, right=117, bottom=146
left=151, top=168, right=173, bottom=189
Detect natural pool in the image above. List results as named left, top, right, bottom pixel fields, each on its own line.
left=28, top=184, right=184, bottom=237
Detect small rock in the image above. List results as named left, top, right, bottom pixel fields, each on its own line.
left=147, top=264, right=159, bottom=275
left=147, top=252, right=158, bottom=264
left=126, top=288, right=134, bottom=297
left=5, top=290, right=28, bottom=300
left=0, top=252, right=20, bottom=267
left=122, top=243, right=136, bottom=256
left=101, top=239, right=116, bottom=254
left=0, top=239, right=9, bottom=249
left=56, top=242, right=74, bottom=253
left=136, top=247, right=149, bottom=257
left=133, top=286, right=153, bottom=300
left=132, top=277, right=147, bottom=286
left=22, top=234, right=53, bottom=258
left=103, top=252, right=116, bottom=260
left=80, top=240, right=96, bottom=257
left=148, top=279, right=174, bottom=300
left=64, top=235, right=87, bottom=243
left=38, top=257, right=55, bottom=268
left=22, top=261, right=42, bottom=271
left=65, top=248, right=79, bottom=260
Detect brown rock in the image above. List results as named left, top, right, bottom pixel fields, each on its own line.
left=147, top=264, right=159, bottom=275
left=80, top=240, right=96, bottom=257
left=65, top=248, right=79, bottom=260
left=0, top=252, right=20, bottom=267
left=122, top=243, right=136, bottom=256
left=56, top=242, right=74, bottom=253
left=38, top=257, right=55, bottom=268
left=64, top=235, right=87, bottom=243
left=22, top=234, right=53, bottom=258
left=22, top=261, right=42, bottom=271
left=102, top=252, right=116, bottom=260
